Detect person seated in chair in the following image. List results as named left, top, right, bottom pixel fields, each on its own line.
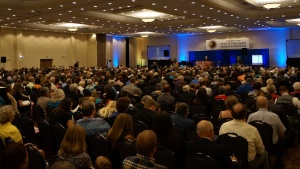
left=275, top=85, right=300, bottom=111
left=171, top=102, right=195, bottom=133
left=134, top=99, right=158, bottom=128
left=76, top=100, right=110, bottom=137
left=247, top=96, right=286, bottom=156
left=157, top=84, right=175, bottom=106
left=186, top=120, right=237, bottom=169
left=122, top=130, right=167, bottom=169
left=219, top=103, right=269, bottom=169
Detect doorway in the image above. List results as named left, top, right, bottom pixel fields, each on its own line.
left=40, top=59, right=53, bottom=69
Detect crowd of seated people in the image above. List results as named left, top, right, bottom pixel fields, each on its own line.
left=0, top=64, right=300, bottom=169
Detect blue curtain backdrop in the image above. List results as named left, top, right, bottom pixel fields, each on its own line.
left=189, top=49, right=269, bottom=67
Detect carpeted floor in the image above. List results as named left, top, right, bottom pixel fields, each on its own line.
left=282, top=139, right=300, bottom=169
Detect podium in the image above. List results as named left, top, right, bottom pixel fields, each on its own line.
left=195, top=61, right=213, bottom=68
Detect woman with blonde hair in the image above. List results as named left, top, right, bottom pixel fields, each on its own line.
left=48, top=89, right=65, bottom=108
left=106, top=113, right=135, bottom=149
left=58, top=125, right=92, bottom=169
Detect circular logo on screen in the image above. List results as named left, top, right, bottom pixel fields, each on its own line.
left=208, top=40, right=216, bottom=49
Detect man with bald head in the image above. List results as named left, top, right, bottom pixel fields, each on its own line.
left=248, top=96, right=286, bottom=145
left=122, top=130, right=167, bottom=169
left=219, top=103, right=269, bottom=169
left=186, top=120, right=236, bottom=169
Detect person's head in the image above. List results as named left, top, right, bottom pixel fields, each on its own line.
left=225, top=95, right=238, bottom=110
left=129, top=77, right=136, bottom=84
left=218, top=86, right=226, bottom=95
left=183, top=85, right=190, bottom=92
left=40, top=87, right=50, bottom=97
left=196, top=87, right=208, bottom=100
left=56, top=97, right=73, bottom=113
left=231, top=103, right=247, bottom=120
left=106, top=113, right=133, bottom=148
left=105, top=88, right=117, bottom=100
left=49, top=76, right=56, bottom=83
left=293, top=82, right=300, bottom=91
left=175, top=102, right=189, bottom=116
left=267, top=84, right=276, bottom=94
left=246, top=78, right=253, bottom=84
left=50, top=161, right=76, bottom=169
left=95, top=156, right=112, bottom=169
left=87, top=79, right=93, bottom=85
left=53, top=89, right=65, bottom=102
left=116, top=97, right=131, bottom=113
left=69, top=83, right=79, bottom=93
left=0, top=105, right=15, bottom=124
left=256, top=96, right=268, bottom=109
left=81, top=100, right=96, bottom=117
left=0, top=143, right=28, bottom=169
left=162, top=84, right=171, bottom=93
left=155, top=83, right=163, bottom=91
left=279, top=85, right=289, bottom=94
left=59, top=125, right=87, bottom=157
left=197, top=120, right=214, bottom=140
left=141, top=95, right=153, bottom=104
left=144, top=99, right=157, bottom=111
left=79, top=80, right=85, bottom=87
left=253, top=82, right=262, bottom=90
left=12, top=82, right=23, bottom=94
left=28, top=76, right=35, bottom=83
left=152, top=111, right=173, bottom=138
left=136, top=130, right=157, bottom=157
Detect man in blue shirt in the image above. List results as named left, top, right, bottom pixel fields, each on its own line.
left=76, top=100, right=110, bottom=136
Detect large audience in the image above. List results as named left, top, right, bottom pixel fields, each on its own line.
left=0, top=63, right=300, bottom=169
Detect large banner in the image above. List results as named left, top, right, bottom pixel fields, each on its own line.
left=206, top=38, right=249, bottom=50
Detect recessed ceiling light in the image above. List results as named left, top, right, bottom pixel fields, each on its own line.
left=94, top=6, right=97, bottom=8
left=31, top=10, right=34, bottom=12
left=8, top=8, right=11, bottom=10
left=59, top=14, right=62, bottom=15
left=108, top=2, right=112, bottom=5
left=6, top=18, right=10, bottom=20
left=174, top=9, right=177, bottom=10
left=69, top=11, right=72, bottom=12
left=73, top=17, right=76, bottom=18
left=103, top=10, right=106, bottom=11
left=81, top=8, right=84, bottom=10
left=72, top=2, right=76, bottom=4
left=164, top=6, right=167, bottom=8
left=152, top=3, right=155, bottom=5
left=60, top=5, right=63, bottom=7
left=12, top=15, right=15, bottom=16
left=48, top=8, right=51, bottom=9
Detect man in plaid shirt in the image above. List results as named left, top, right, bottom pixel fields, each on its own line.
left=122, top=130, right=167, bottom=169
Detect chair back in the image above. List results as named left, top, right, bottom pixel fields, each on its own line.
left=277, top=103, right=298, bottom=117
left=212, top=98, right=226, bottom=109
left=73, top=111, right=83, bottom=122
left=154, top=146, right=176, bottom=169
left=189, top=106, right=206, bottom=116
left=249, top=120, right=273, bottom=151
left=117, top=139, right=137, bottom=163
left=50, top=122, right=66, bottom=149
left=87, top=134, right=111, bottom=162
left=12, top=114, right=36, bottom=144
left=133, top=121, right=148, bottom=137
left=37, top=119, right=56, bottom=150
left=127, top=106, right=139, bottom=116
left=191, top=114, right=211, bottom=124
left=178, top=98, right=192, bottom=105
left=186, top=131, right=198, bottom=142
left=33, top=105, right=44, bottom=121
left=185, top=153, right=221, bottom=169
left=216, top=118, right=233, bottom=134
left=26, top=144, right=47, bottom=169
left=218, top=133, right=248, bottom=169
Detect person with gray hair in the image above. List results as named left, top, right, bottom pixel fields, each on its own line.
left=0, top=105, right=23, bottom=143
left=85, top=79, right=95, bottom=93
left=214, top=86, right=228, bottom=100
left=48, top=89, right=65, bottom=108
left=76, top=100, right=110, bottom=136
left=49, top=76, right=58, bottom=91
left=291, top=82, right=300, bottom=97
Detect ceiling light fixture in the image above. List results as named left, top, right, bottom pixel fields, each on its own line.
left=297, top=23, right=300, bottom=26
left=141, top=18, right=155, bottom=22
left=140, top=34, right=149, bottom=37
left=207, top=28, right=216, bottom=33
left=68, top=27, right=78, bottom=31
left=262, top=3, right=281, bottom=9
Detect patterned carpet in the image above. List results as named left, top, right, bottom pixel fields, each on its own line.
left=282, top=139, right=300, bottom=169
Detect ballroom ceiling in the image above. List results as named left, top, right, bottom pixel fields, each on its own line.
left=0, top=0, right=299, bottom=37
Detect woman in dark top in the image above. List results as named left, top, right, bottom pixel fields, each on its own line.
left=12, top=83, right=32, bottom=114
left=152, top=112, right=183, bottom=153
left=49, top=97, right=74, bottom=129
left=193, top=87, right=212, bottom=116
